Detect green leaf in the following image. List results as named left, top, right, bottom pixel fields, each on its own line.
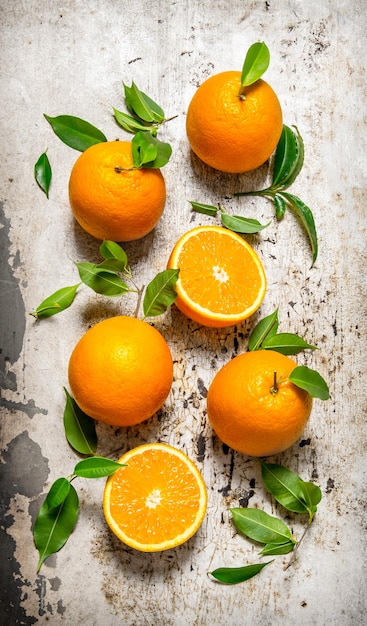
left=240, top=42, right=270, bottom=88
left=273, top=194, right=287, bottom=219
left=44, top=477, right=71, bottom=509
left=113, top=108, right=151, bottom=134
left=75, top=262, right=129, bottom=296
left=73, top=457, right=125, bottom=479
left=189, top=201, right=219, bottom=216
left=262, top=332, right=318, bottom=355
left=279, top=192, right=318, bottom=267
left=259, top=541, right=295, bottom=556
left=143, top=269, right=179, bottom=318
left=209, top=561, right=273, bottom=585
left=124, top=82, right=165, bottom=123
left=34, top=483, right=79, bottom=572
left=280, top=126, right=304, bottom=188
left=231, top=508, right=296, bottom=546
left=261, top=462, right=310, bottom=514
left=99, top=240, right=128, bottom=265
left=299, top=481, right=322, bottom=521
left=289, top=365, right=330, bottom=400
left=30, top=284, right=80, bottom=319
left=132, top=131, right=172, bottom=168
left=272, top=125, right=304, bottom=189
left=96, top=258, right=128, bottom=274
left=34, top=151, right=52, bottom=197
left=221, top=213, right=270, bottom=234
left=44, top=114, right=107, bottom=151
left=133, top=133, right=158, bottom=165
left=248, top=309, right=279, bottom=351
left=63, top=388, right=97, bottom=455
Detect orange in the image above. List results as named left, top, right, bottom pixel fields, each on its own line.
left=167, top=225, right=266, bottom=328
left=68, top=141, right=166, bottom=241
left=68, top=316, right=173, bottom=427
left=186, top=72, right=283, bottom=173
left=207, top=350, right=313, bottom=457
left=103, top=443, right=207, bottom=551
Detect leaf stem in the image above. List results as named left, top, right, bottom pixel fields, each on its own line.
left=115, top=165, right=138, bottom=173
left=283, top=523, right=311, bottom=571
left=235, top=188, right=275, bottom=198
left=134, top=284, right=145, bottom=318
left=270, top=371, right=278, bottom=394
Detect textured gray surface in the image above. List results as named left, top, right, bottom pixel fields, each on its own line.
left=1, top=1, right=366, bottom=624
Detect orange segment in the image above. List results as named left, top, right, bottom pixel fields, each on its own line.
left=167, top=225, right=266, bottom=327
left=103, top=443, right=207, bottom=552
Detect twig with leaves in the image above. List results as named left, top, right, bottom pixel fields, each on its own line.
left=30, top=240, right=179, bottom=321
left=34, top=82, right=174, bottom=198
left=209, top=461, right=322, bottom=584
left=191, top=125, right=317, bottom=267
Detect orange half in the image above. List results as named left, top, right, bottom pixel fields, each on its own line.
left=167, top=225, right=266, bottom=327
left=103, top=443, right=207, bottom=552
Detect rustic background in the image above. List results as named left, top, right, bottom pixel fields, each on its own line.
left=1, top=1, right=366, bottom=624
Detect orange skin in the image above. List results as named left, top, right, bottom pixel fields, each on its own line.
left=68, top=316, right=173, bottom=427
left=207, top=350, right=313, bottom=457
left=186, top=72, right=283, bottom=173
left=69, top=141, right=166, bottom=241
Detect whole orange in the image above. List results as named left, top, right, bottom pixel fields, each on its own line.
left=186, top=72, right=282, bottom=173
left=207, top=350, right=312, bottom=457
left=68, top=316, right=173, bottom=427
left=68, top=141, right=166, bottom=241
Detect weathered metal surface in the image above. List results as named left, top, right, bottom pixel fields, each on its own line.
left=1, top=1, right=366, bottom=624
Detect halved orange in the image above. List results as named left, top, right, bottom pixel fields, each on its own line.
left=167, top=225, right=266, bottom=327
left=103, top=443, right=207, bottom=552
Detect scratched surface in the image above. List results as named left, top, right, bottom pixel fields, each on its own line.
left=1, top=1, right=366, bottom=624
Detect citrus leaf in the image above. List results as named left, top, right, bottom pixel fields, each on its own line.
left=30, top=284, right=80, bottom=319
left=99, top=240, right=128, bottom=265
left=63, top=388, right=97, bottom=455
left=221, top=213, right=270, bottom=234
left=276, top=126, right=304, bottom=190
left=259, top=541, right=295, bottom=556
left=132, top=131, right=172, bottom=168
left=34, top=483, right=79, bottom=572
left=34, top=151, right=52, bottom=197
left=261, top=332, right=318, bottom=355
left=44, top=477, right=71, bottom=509
left=209, top=561, right=273, bottom=585
left=288, top=365, right=330, bottom=400
left=73, top=457, right=125, bottom=479
left=132, top=132, right=158, bottom=166
left=248, top=309, right=279, bottom=351
left=75, top=262, right=130, bottom=296
left=298, top=481, right=322, bottom=521
left=241, top=42, right=270, bottom=87
left=231, top=508, right=296, bottom=545
left=143, top=269, right=179, bottom=318
left=260, top=462, right=310, bottom=514
left=279, top=192, right=318, bottom=266
left=97, top=258, right=128, bottom=274
left=272, top=125, right=305, bottom=189
left=273, top=194, right=287, bottom=219
left=189, top=201, right=219, bottom=216
left=44, top=114, right=107, bottom=151
left=124, top=82, right=165, bottom=123
left=113, top=108, right=151, bottom=134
